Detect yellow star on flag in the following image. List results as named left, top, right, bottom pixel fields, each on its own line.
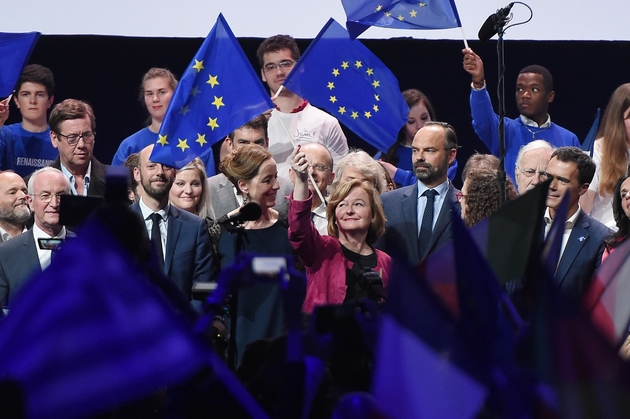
left=366, top=68, right=374, bottom=76
left=385, top=11, right=392, bottom=17
left=374, top=94, right=380, bottom=101
left=177, top=139, right=189, bottom=152
left=196, top=133, right=207, bottom=146
left=364, top=111, right=372, bottom=118
left=397, top=15, right=404, bottom=21
left=332, top=68, right=340, bottom=77
left=351, top=111, right=359, bottom=119
left=410, top=9, right=418, bottom=17
left=211, top=96, right=225, bottom=109
left=329, top=96, right=337, bottom=103
left=190, top=86, right=201, bottom=97
left=341, top=61, right=349, bottom=70
left=327, top=82, right=335, bottom=90
left=192, top=59, right=204, bottom=72
left=376, top=5, right=382, bottom=11
left=419, top=2, right=426, bottom=7
left=179, top=106, right=190, bottom=115
left=157, top=134, right=168, bottom=146
left=372, top=80, right=380, bottom=88
left=373, top=104, right=379, bottom=112
left=355, top=61, right=363, bottom=69
left=207, top=117, right=219, bottom=130
left=338, top=106, right=346, bottom=115
left=207, top=75, right=219, bottom=88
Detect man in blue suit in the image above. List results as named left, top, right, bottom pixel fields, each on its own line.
left=378, top=121, right=460, bottom=266
left=542, top=146, right=610, bottom=299
left=0, top=167, right=71, bottom=306
left=132, top=145, right=213, bottom=300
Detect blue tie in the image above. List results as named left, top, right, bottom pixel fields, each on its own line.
left=418, top=189, right=438, bottom=259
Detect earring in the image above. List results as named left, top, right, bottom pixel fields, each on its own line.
left=243, top=193, right=248, bottom=205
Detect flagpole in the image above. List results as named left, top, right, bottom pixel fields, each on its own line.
left=273, top=85, right=328, bottom=206
left=460, top=27, right=469, bottom=50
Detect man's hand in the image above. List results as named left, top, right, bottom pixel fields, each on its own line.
left=0, top=96, right=11, bottom=128
left=462, top=48, right=485, bottom=88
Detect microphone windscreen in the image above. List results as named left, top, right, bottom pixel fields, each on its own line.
left=240, top=202, right=262, bottom=221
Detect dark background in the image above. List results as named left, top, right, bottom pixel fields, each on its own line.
left=6, top=35, right=629, bottom=187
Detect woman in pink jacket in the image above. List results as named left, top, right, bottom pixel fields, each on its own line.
left=288, top=146, right=392, bottom=313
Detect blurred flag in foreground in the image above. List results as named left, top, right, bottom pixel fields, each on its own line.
left=0, top=32, right=40, bottom=97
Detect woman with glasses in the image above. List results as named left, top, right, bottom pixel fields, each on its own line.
left=288, top=146, right=391, bottom=313
left=458, top=168, right=518, bottom=227
left=580, top=83, right=630, bottom=231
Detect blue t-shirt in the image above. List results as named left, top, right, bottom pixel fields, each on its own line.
left=112, top=127, right=216, bottom=175
left=0, top=123, right=58, bottom=178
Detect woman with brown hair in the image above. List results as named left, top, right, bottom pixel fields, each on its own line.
left=581, top=83, right=630, bottom=230
left=458, top=169, right=518, bottom=227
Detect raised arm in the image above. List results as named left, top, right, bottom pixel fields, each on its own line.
left=290, top=145, right=310, bottom=201
left=462, top=48, right=486, bottom=89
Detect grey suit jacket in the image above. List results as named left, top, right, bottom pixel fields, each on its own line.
left=131, top=203, right=213, bottom=299
left=0, top=229, right=41, bottom=306
left=555, top=211, right=610, bottom=298
left=378, top=182, right=460, bottom=266
left=207, top=173, right=292, bottom=218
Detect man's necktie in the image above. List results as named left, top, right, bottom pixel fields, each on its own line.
left=149, top=213, right=164, bottom=270
left=418, top=189, right=438, bottom=259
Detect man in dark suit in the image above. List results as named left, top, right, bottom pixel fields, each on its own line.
left=132, top=144, right=213, bottom=300
left=48, top=99, right=107, bottom=197
left=542, top=146, right=610, bottom=299
left=379, top=121, right=460, bottom=266
left=0, top=167, right=71, bottom=306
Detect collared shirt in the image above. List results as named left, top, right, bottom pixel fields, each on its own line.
left=232, top=186, right=244, bottom=207
left=60, top=161, right=92, bottom=196
left=416, top=179, right=450, bottom=234
left=311, top=201, right=328, bottom=236
left=0, top=225, right=27, bottom=242
left=32, top=223, right=67, bottom=270
left=520, top=114, right=552, bottom=129
left=544, top=205, right=582, bottom=260
left=139, top=197, right=169, bottom=262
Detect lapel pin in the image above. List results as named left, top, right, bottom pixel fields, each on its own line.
left=578, top=236, right=586, bottom=242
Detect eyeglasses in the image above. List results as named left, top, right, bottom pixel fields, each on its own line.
left=311, top=164, right=330, bottom=172
left=263, top=60, right=295, bottom=73
left=540, top=172, right=572, bottom=186
left=519, top=168, right=545, bottom=178
left=31, top=193, right=64, bottom=203
left=455, top=192, right=467, bottom=203
left=56, top=132, right=95, bottom=146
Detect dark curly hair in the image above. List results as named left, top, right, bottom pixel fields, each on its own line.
left=463, top=169, right=518, bottom=226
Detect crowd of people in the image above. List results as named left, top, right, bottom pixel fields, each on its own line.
left=1, top=31, right=630, bottom=417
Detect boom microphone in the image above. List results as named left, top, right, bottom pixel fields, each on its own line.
left=478, top=3, right=514, bottom=41
left=220, top=202, right=262, bottom=225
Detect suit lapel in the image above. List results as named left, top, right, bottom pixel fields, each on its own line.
left=400, top=184, right=420, bottom=260
left=165, top=206, right=182, bottom=273
left=424, top=184, right=458, bottom=258
left=555, top=212, right=589, bottom=286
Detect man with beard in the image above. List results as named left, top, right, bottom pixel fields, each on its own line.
left=0, top=167, right=71, bottom=306
left=0, top=171, right=31, bottom=242
left=131, top=144, right=213, bottom=300
left=378, top=122, right=460, bottom=265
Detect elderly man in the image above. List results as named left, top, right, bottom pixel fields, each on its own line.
left=0, top=167, right=70, bottom=306
left=48, top=99, right=107, bottom=197
left=289, top=143, right=335, bottom=235
left=379, top=122, right=460, bottom=266
left=132, top=144, right=213, bottom=300
left=514, top=140, right=555, bottom=194
left=0, top=171, right=31, bottom=242
left=331, top=149, right=388, bottom=195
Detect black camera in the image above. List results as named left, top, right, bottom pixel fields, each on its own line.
left=357, top=268, right=384, bottom=303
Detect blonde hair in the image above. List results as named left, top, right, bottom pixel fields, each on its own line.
left=176, top=158, right=214, bottom=219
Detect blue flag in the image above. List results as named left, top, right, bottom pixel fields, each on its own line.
left=0, top=32, right=40, bottom=97
left=581, top=108, right=600, bottom=157
left=283, top=19, right=408, bottom=153
left=150, top=14, right=273, bottom=169
left=342, top=0, right=462, bottom=39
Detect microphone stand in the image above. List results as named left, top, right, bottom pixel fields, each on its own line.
left=495, top=17, right=511, bottom=207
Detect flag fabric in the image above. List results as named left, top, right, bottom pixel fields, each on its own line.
left=150, top=14, right=273, bottom=169
left=0, top=32, right=40, bottom=97
left=0, top=219, right=209, bottom=419
left=581, top=108, right=600, bottom=157
left=282, top=18, right=408, bottom=153
left=342, top=0, right=462, bottom=39
left=583, top=237, right=630, bottom=347
left=541, top=192, right=570, bottom=279
left=372, top=250, right=488, bottom=418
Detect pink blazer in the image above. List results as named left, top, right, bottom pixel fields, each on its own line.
left=288, top=192, right=392, bottom=313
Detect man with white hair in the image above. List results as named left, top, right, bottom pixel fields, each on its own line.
left=0, top=167, right=71, bottom=306
left=514, top=139, right=555, bottom=194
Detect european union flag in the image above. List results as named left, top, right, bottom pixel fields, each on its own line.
left=342, top=0, right=462, bottom=39
left=282, top=19, right=408, bottom=153
left=0, top=32, right=40, bottom=97
left=150, top=14, right=273, bottom=169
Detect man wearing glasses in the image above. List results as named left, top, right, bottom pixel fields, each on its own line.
left=514, top=139, right=555, bottom=195
left=0, top=167, right=71, bottom=307
left=256, top=35, right=348, bottom=189
left=48, top=99, right=107, bottom=197
left=541, top=146, right=610, bottom=299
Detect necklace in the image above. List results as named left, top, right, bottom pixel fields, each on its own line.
left=523, top=124, right=550, bottom=140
